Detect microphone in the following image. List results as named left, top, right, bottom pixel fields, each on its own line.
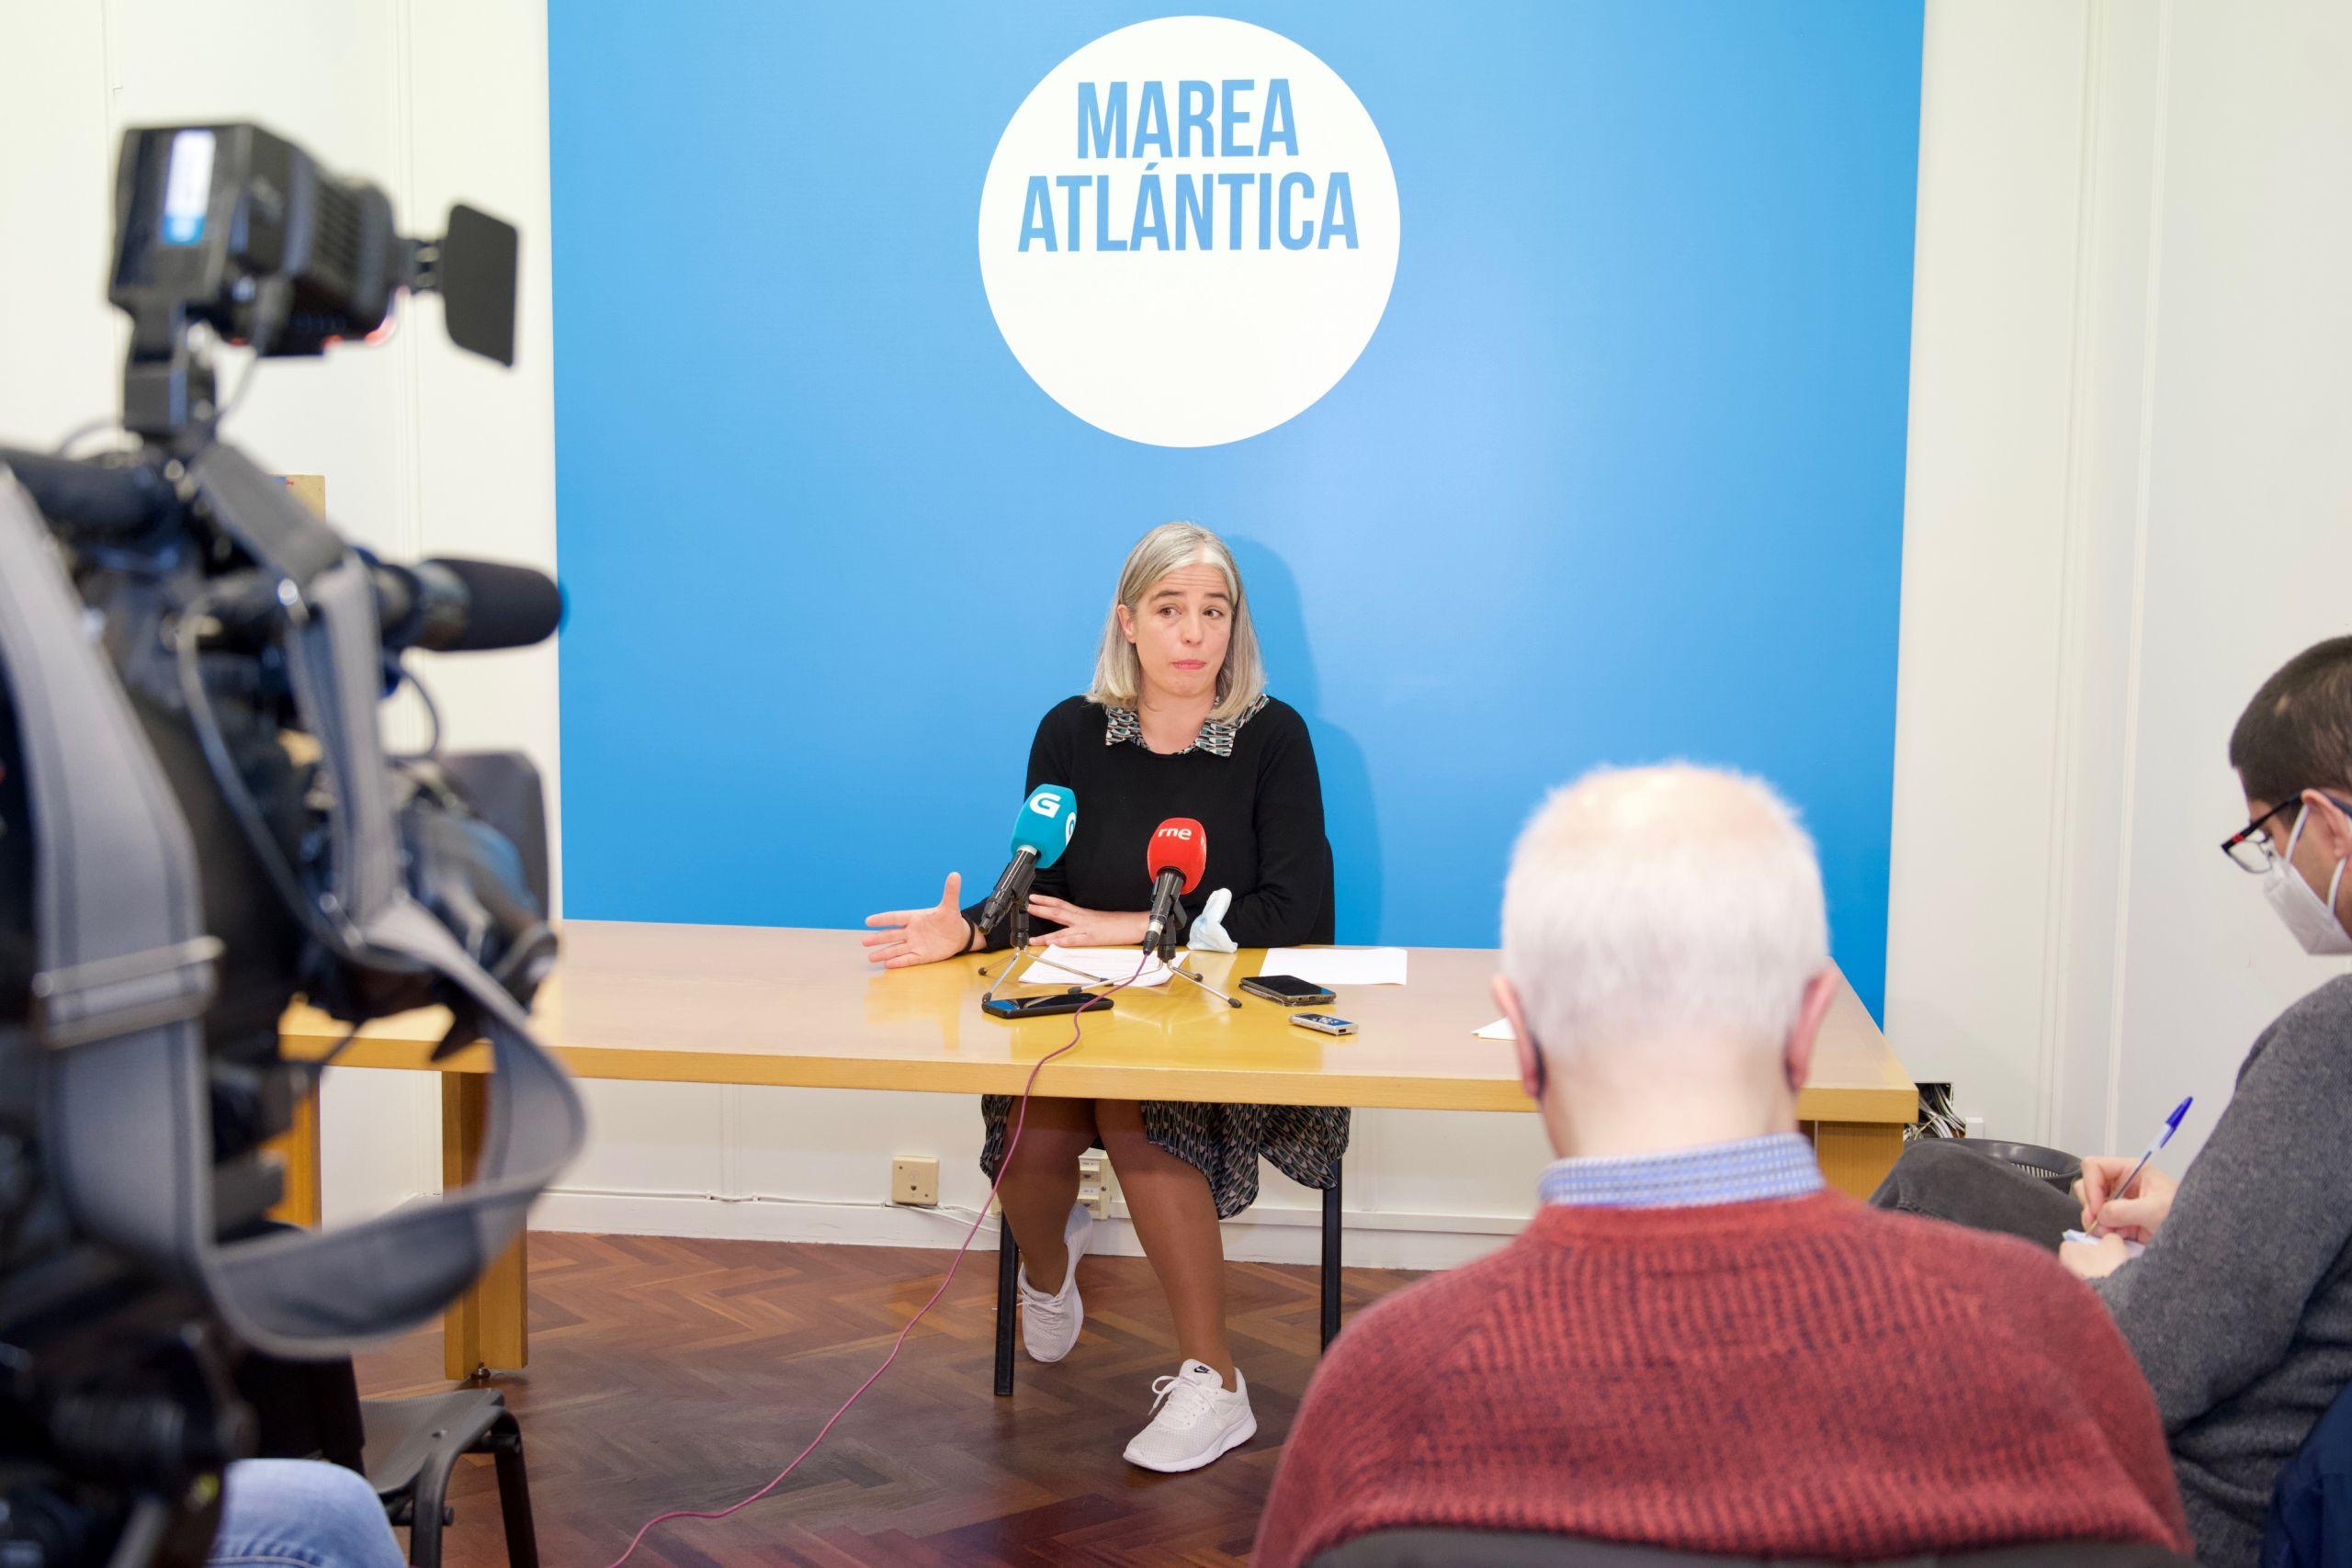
left=976, top=784, right=1079, bottom=940
left=200, top=555, right=565, bottom=655
left=1142, top=818, right=1207, bottom=961
left=0, top=450, right=565, bottom=653
left=375, top=557, right=565, bottom=652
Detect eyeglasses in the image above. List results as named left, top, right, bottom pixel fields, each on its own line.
left=2222, top=803, right=2297, bottom=874
left=2222, top=792, right=2352, bottom=874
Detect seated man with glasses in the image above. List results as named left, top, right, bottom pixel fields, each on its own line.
left=1873, top=634, right=2352, bottom=1568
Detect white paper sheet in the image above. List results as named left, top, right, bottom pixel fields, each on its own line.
left=1260, top=947, right=1409, bottom=987
left=1474, top=1017, right=1516, bottom=1041
left=1018, top=947, right=1180, bottom=989
left=2063, top=1228, right=2147, bottom=1259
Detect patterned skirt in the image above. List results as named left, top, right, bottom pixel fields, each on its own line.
left=978, top=1098, right=1351, bottom=1221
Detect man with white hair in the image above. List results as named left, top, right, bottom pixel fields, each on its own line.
left=1252, top=765, right=2189, bottom=1568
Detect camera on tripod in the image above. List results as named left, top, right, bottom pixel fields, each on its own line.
left=0, top=122, right=584, bottom=1566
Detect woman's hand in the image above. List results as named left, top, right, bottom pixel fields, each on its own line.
left=2071, top=1157, right=2179, bottom=1242
left=1024, top=895, right=1149, bottom=948
left=862, top=873, right=973, bottom=968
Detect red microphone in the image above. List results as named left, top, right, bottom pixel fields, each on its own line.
left=1142, top=818, right=1207, bottom=959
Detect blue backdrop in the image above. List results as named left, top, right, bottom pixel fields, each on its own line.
left=549, top=1, right=1923, bottom=1015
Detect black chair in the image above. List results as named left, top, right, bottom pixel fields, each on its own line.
left=232, top=1220, right=540, bottom=1566
left=360, top=1387, right=538, bottom=1568
left=1309, top=1530, right=2198, bottom=1567
left=1971, top=1138, right=2084, bottom=1194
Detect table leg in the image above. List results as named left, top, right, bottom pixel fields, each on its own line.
left=264, top=1089, right=322, bottom=1228
left=442, top=1073, right=529, bottom=1380
left=1810, top=1121, right=1906, bottom=1201
left=1320, top=1162, right=1342, bottom=1350
left=994, top=1226, right=1020, bottom=1397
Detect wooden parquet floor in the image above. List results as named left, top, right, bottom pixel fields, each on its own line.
left=355, top=1231, right=1425, bottom=1567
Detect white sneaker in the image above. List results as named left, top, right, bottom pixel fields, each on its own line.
left=1016, top=1202, right=1093, bottom=1363
left=1122, top=1359, right=1256, bottom=1472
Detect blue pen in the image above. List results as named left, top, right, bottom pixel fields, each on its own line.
left=2088, top=1096, right=2193, bottom=1236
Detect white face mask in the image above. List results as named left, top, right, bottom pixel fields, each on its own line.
left=2262, top=806, right=2352, bottom=956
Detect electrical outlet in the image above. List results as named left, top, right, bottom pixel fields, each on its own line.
left=1077, top=1154, right=1111, bottom=1219
left=891, top=1156, right=939, bottom=1207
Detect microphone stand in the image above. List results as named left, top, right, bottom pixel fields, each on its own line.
left=1154, top=924, right=1243, bottom=1010
left=974, top=897, right=1024, bottom=972
left=976, top=867, right=1035, bottom=1003
left=978, top=867, right=1121, bottom=1016
left=1167, top=963, right=1242, bottom=1009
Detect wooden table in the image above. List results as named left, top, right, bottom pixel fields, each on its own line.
left=277, top=921, right=1914, bottom=1385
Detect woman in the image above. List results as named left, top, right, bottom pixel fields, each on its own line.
left=863, top=521, right=1342, bottom=1473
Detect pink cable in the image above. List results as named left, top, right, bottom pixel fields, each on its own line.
left=602, top=952, right=1151, bottom=1568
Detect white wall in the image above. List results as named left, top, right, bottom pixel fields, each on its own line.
left=0, top=0, right=560, bottom=1225
left=1887, top=0, right=2352, bottom=1169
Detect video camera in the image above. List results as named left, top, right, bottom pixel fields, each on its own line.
left=113, top=122, right=517, bottom=435
left=0, top=124, right=584, bottom=1565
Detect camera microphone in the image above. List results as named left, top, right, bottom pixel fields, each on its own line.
left=201, top=554, right=562, bottom=655
left=976, top=785, right=1078, bottom=939
left=0, top=446, right=563, bottom=654
left=374, top=556, right=564, bottom=653
left=1142, top=818, right=1206, bottom=961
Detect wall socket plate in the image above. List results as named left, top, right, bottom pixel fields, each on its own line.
left=891, top=1156, right=939, bottom=1207
left=1076, top=1154, right=1112, bottom=1219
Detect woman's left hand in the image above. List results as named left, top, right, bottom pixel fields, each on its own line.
left=1025, top=896, right=1150, bottom=948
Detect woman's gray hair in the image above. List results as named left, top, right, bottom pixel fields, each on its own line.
left=1087, top=522, right=1267, bottom=722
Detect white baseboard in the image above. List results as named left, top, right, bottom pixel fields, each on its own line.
left=526, top=1186, right=1527, bottom=1272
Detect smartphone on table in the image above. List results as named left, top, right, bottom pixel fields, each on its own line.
left=1239, top=973, right=1335, bottom=1006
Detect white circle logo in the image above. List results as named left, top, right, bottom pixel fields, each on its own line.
left=978, top=17, right=1401, bottom=448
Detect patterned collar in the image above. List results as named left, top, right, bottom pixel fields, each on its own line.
left=1536, top=1133, right=1824, bottom=1209
left=1103, top=694, right=1268, bottom=758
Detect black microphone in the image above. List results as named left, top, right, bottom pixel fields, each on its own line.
left=374, top=557, right=564, bottom=652
left=1142, top=818, right=1207, bottom=961
left=202, top=555, right=563, bottom=654
left=3, top=451, right=561, bottom=654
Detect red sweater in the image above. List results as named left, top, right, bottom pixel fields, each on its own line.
left=1253, top=1192, right=2189, bottom=1566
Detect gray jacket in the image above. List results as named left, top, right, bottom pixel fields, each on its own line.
left=2096, top=973, right=2352, bottom=1566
